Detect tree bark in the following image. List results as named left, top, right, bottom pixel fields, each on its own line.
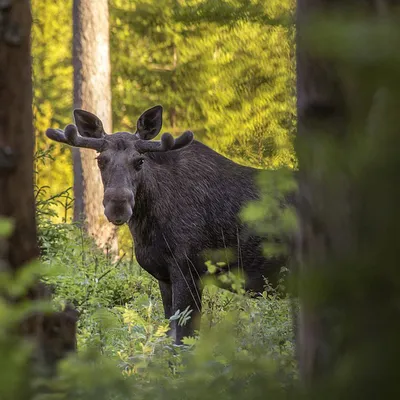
left=0, top=3, right=38, bottom=270
left=0, top=0, right=77, bottom=384
left=72, top=0, right=117, bottom=253
left=295, top=0, right=347, bottom=384
left=296, top=0, right=400, bottom=390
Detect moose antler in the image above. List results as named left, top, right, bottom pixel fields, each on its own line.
left=171, top=131, right=194, bottom=150
left=135, top=131, right=194, bottom=153
left=46, top=124, right=106, bottom=152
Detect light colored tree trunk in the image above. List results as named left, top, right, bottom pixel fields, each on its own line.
left=72, top=0, right=118, bottom=253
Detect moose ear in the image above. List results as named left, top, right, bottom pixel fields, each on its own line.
left=73, top=109, right=105, bottom=139
left=136, top=105, right=163, bottom=140
left=63, top=303, right=80, bottom=320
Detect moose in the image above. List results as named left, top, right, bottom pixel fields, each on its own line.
left=46, top=105, right=292, bottom=344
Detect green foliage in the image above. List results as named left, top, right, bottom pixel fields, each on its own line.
left=177, top=0, right=296, bottom=168
left=0, top=217, right=14, bottom=238
left=0, top=218, right=56, bottom=400
left=4, top=185, right=296, bottom=398
left=32, top=0, right=74, bottom=222
left=40, top=215, right=296, bottom=371
left=175, top=0, right=294, bottom=26
left=110, top=0, right=210, bottom=135
left=110, top=0, right=296, bottom=168
left=0, top=299, right=37, bottom=400
left=241, top=168, right=298, bottom=260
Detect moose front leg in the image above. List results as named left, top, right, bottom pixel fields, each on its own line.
left=158, top=280, right=176, bottom=340
left=171, top=275, right=203, bottom=345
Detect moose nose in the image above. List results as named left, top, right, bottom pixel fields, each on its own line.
left=103, top=188, right=134, bottom=226
left=103, top=188, right=134, bottom=205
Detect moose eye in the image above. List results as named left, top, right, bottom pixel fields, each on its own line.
left=133, top=157, right=144, bottom=171
left=96, top=155, right=109, bottom=168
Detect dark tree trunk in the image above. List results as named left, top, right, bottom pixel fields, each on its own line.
left=0, top=0, right=78, bottom=385
left=295, top=0, right=348, bottom=383
left=0, top=3, right=38, bottom=270
left=72, top=0, right=118, bottom=253
left=296, top=0, right=400, bottom=392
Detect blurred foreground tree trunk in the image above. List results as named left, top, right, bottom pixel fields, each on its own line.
left=0, top=2, right=38, bottom=270
left=296, top=0, right=400, bottom=396
left=0, top=1, right=77, bottom=388
left=73, top=0, right=118, bottom=253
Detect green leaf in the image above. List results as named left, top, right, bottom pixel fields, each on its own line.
left=0, top=217, right=14, bottom=238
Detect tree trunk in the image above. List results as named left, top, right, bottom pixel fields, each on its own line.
left=0, top=0, right=77, bottom=384
left=296, top=0, right=400, bottom=393
left=0, top=3, right=38, bottom=270
left=72, top=0, right=117, bottom=253
left=295, top=0, right=346, bottom=383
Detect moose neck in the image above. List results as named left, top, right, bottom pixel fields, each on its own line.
left=127, top=140, right=260, bottom=241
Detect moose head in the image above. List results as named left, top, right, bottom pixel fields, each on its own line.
left=46, top=106, right=194, bottom=226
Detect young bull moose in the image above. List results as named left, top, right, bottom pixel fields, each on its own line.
left=46, top=105, right=291, bottom=344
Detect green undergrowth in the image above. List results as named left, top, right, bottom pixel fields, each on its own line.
left=22, top=181, right=297, bottom=398
left=40, top=217, right=297, bottom=371
left=11, top=148, right=296, bottom=399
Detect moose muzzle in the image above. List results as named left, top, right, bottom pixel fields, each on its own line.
left=103, top=188, right=134, bottom=226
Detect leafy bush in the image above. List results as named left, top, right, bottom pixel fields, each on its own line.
left=37, top=222, right=297, bottom=396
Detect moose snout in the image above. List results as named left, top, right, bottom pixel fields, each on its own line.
left=103, top=188, right=134, bottom=226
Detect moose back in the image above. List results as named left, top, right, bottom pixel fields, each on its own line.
left=46, top=105, right=290, bottom=344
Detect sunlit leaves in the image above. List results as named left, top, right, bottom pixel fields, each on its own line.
left=109, top=0, right=296, bottom=170
left=32, top=0, right=74, bottom=223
